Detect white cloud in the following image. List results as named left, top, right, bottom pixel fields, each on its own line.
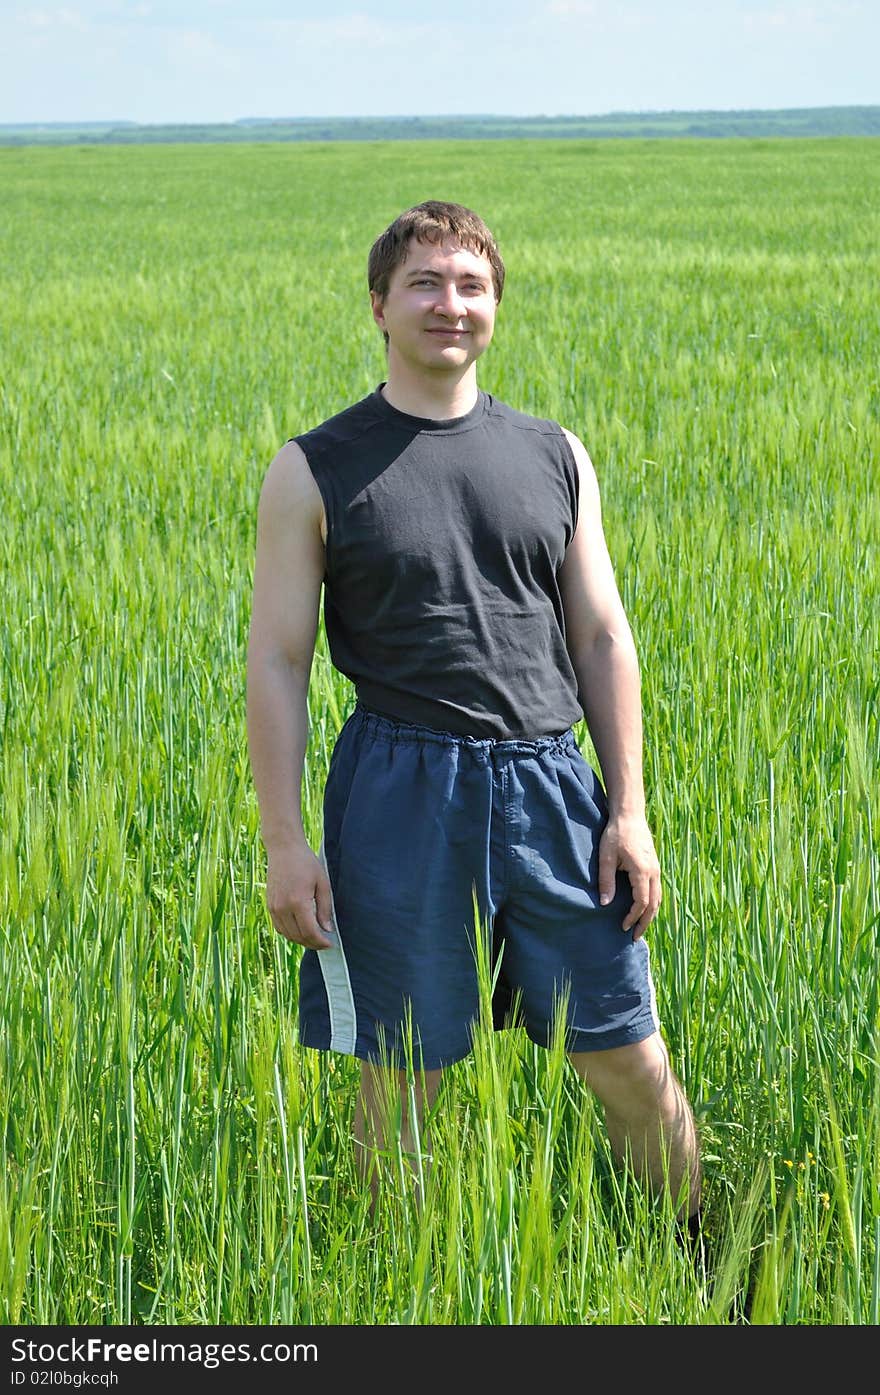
left=101, top=1, right=154, bottom=14
left=743, top=1, right=867, bottom=32
left=265, top=12, right=435, bottom=51
left=546, top=1, right=598, bottom=17
left=172, top=26, right=238, bottom=70
left=17, top=6, right=87, bottom=28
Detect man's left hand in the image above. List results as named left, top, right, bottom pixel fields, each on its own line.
left=598, top=814, right=661, bottom=940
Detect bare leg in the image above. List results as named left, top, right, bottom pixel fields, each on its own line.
left=569, top=1032, right=701, bottom=1219
left=353, top=1062, right=443, bottom=1210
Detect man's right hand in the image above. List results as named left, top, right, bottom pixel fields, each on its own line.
left=266, top=843, right=334, bottom=949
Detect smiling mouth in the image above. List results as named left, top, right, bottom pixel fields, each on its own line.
left=426, top=328, right=468, bottom=336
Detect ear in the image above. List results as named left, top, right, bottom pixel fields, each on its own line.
left=370, top=290, right=386, bottom=331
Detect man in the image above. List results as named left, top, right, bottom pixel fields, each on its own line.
left=246, top=201, right=700, bottom=1222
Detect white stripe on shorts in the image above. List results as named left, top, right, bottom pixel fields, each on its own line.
left=644, top=940, right=661, bottom=1034
left=316, top=836, right=357, bottom=1054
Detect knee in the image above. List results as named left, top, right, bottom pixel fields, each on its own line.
left=356, top=1063, right=443, bottom=1146
left=571, top=1034, right=673, bottom=1112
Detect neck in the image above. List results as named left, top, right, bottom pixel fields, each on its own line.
left=381, top=356, right=480, bottom=420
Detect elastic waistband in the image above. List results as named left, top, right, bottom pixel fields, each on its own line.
left=351, top=702, right=577, bottom=759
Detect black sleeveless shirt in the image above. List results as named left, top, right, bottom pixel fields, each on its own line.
left=294, top=385, right=584, bottom=740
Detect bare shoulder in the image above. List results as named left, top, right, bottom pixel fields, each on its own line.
left=258, top=439, right=326, bottom=543
left=561, top=427, right=602, bottom=517
left=259, top=439, right=321, bottom=512
left=558, top=427, right=626, bottom=638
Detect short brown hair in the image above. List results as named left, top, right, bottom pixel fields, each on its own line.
left=368, top=201, right=505, bottom=304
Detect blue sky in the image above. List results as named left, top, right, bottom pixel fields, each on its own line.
left=1, top=0, right=877, bottom=124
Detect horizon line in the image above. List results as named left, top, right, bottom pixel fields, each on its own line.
left=2, top=102, right=878, bottom=128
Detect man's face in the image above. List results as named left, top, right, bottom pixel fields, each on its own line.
left=371, top=238, right=497, bottom=376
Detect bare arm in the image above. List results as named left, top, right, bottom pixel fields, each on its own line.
left=558, top=429, right=660, bottom=939
left=246, top=440, right=333, bottom=948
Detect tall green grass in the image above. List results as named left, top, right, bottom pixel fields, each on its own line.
left=1, top=137, right=878, bottom=1323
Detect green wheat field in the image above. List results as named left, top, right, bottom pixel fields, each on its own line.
left=2, top=136, right=879, bottom=1326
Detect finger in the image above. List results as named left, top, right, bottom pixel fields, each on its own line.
left=292, top=897, right=333, bottom=949
left=629, top=903, right=652, bottom=940
left=270, top=899, right=331, bottom=949
left=631, top=873, right=661, bottom=940
left=598, top=841, right=618, bottom=906
left=314, top=872, right=335, bottom=938
left=622, top=897, right=648, bottom=933
left=621, top=874, right=650, bottom=931
left=649, top=871, right=662, bottom=920
left=645, top=870, right=661, bottom=923
left=269, top=906, right=301, bottom=943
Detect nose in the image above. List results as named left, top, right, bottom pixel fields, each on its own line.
left=434, top=282, right=466, bottom=319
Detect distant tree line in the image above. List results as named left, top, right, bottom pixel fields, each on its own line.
left=2, top=107, right=878, bottom=146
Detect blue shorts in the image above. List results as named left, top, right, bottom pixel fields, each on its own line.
left=298, top=703, right=659, bottom=1070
